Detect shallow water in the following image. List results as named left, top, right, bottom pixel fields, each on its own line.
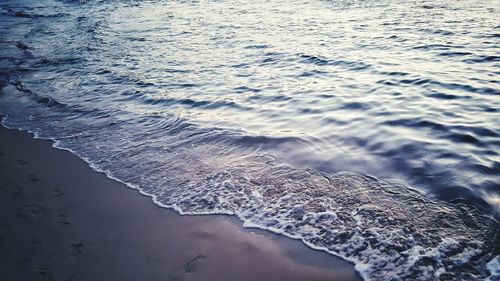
left=0, top=0, right=499, bottom=280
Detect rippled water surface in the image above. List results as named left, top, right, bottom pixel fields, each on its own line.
left=1, top=0, right=499, bottom=280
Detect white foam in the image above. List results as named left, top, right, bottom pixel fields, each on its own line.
left=1, top=117, right=498, bottom=281
left=487, top=256, right=500, bottom=280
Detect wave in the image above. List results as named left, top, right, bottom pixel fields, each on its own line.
left=1, top=0, right=499, bottom=279
left=2, top=8, right=69, bottom=19
left=1, top=109, right=498, bottom=280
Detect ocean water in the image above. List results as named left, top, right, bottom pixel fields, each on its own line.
left=0, top=0, right=498, bottom=280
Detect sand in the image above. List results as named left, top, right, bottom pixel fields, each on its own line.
left=0, top=126, right=362, bottom=281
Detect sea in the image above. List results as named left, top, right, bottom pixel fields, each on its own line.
left=0, top=0, right=498, bottom=280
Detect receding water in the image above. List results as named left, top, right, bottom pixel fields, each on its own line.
left=0, top=0, right=499, bottom=280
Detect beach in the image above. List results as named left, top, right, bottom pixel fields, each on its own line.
left=1, top=0, right=498, bottom=279
left=0, top=126, right=362, bottom=281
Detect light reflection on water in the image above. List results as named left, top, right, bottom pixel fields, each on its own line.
left=103, top=0, right=499, bottom=210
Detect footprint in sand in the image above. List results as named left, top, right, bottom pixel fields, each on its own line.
left=168, top=254, right=206, bottom=280
left=35, top=267, right=52, bottom=280
left=23, top=204, right=47, bottom=217
left=27, top=174, right=39, bottom=183
left=17, top=159, right=29, bottom=165
left=184, top=254, right=205, bottom=273
left=71, top=242, right=85, bottom=256
left=58, top=214, right=70, bottom=226
left=52, top=188, right=64, bottom=197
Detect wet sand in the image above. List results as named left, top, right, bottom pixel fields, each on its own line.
left=0, top=126, right=362, bottom=281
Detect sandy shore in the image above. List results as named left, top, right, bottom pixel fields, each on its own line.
left=0, top=126, right=362, bottom=281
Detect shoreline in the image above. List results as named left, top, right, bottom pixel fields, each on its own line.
left=0, top=125, right=362, bottom=281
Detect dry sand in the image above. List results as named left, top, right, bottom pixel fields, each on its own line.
left=0, top=126, right=361, bottom=281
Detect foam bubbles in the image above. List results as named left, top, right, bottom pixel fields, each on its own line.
left=4, top=109, right=497, bottom=280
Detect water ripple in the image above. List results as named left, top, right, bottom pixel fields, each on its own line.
left=1, top=0, right=499, bottom=280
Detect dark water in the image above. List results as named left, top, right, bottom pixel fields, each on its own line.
left=0, top=0, right=499, bottom=280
